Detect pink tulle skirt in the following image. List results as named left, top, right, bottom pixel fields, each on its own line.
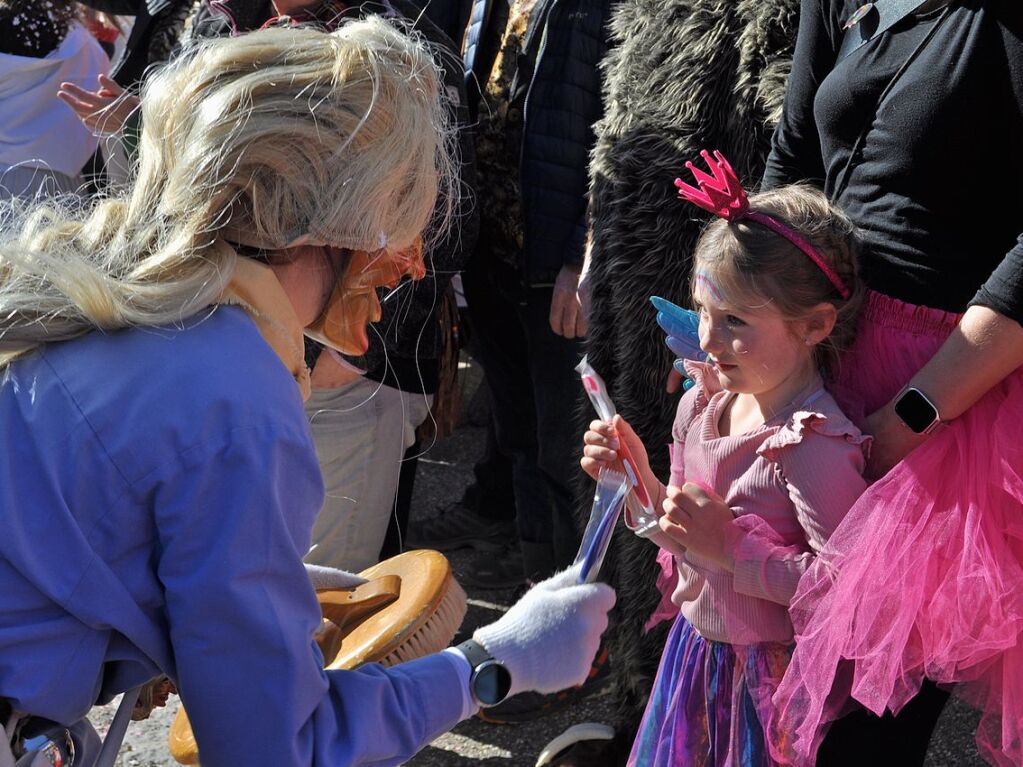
left=769, top=291, right=1023, bottom=767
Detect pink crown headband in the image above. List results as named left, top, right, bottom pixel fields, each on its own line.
left=674, top=150, right=851, bottom=300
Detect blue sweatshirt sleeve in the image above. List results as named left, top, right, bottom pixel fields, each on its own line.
left=151, top=415, right=465, bottom=766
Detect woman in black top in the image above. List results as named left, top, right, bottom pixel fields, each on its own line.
left=761, top=1, right=1023, bottom=765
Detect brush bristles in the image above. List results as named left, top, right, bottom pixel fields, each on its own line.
left=381, top=575, right=467, bottom=667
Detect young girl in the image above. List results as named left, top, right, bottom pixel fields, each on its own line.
left=582, top=153, right=869, bottom=766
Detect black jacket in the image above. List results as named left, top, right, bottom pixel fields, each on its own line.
left=464, top=0, right=614, bottom=286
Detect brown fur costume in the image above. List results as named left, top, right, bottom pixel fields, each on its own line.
left=582, top=0, right=800, bottom=757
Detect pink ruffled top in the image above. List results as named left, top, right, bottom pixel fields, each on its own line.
left=648, top=361, right=871, bottom=646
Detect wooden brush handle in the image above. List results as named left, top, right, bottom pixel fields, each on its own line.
left=317, top=575, right=401, bottom=632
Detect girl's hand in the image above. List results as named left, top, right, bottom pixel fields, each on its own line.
left=580, top=415, right=658, bottom=491
left=658, top=483, right=736, bottom=571
left=581, top=419, right=621, bottom=481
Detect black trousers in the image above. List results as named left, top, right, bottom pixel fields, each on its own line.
left=816, top=680, right=950, bottom=766
left=461, top=258, right=583, bottom=577
left=461, top=416, right=517, bottom=523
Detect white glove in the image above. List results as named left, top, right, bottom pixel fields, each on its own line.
left=473, top=564, right=616, bottom=697
left=304, top=563, right=367, bottom=591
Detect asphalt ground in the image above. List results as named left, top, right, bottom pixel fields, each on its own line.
left=92, top=355, right=986, bottom=766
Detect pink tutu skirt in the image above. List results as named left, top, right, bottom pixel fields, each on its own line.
left=768, top=292, right=1023, bottom=767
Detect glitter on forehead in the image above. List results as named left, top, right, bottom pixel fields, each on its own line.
left=694, top=270, right=726, bottom=303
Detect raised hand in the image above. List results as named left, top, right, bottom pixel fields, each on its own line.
left=651, top=295, right=703, bottom=367
left=58, top=74, right=139, bottom=137
left=651, top=295, right=703, bottom=393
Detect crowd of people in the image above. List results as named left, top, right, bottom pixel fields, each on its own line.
left=1, top=0, right=1021, bottom=765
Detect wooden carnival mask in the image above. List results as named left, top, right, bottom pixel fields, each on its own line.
left=304, top=236, right=426, bottom=355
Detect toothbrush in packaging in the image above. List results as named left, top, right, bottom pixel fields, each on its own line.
left=575, top=469, right=630, bottom=583
left=576, top=356, right=660, bottom=537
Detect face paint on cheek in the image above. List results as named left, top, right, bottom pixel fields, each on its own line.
left=305, top=236, right=425, bottom=355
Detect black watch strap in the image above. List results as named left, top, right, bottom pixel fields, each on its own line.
left=456, top=639, right=493, bottom=668
left=456, top=639, right=512, bottom=708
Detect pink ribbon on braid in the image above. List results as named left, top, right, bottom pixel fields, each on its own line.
left=674, top=150, right=851, bottom=300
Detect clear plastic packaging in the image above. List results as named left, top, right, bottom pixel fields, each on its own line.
left=574, top=469, right=630, bottom=583
left=576, top=356, right=660, bottom=536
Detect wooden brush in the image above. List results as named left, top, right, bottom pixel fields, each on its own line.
left=168, top=549, right=467, bottom=765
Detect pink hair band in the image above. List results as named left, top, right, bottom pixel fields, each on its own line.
left=743, top=211, right=850, bottom=300
left=674, top=150, right=851, bottom=300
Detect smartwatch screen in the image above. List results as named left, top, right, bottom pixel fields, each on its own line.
left=894, top=388, right=938, bottom=434
left=473, top=661, right=512, bottom=707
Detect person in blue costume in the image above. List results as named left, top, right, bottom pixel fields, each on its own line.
left=0, top=19, right=614, bottom=767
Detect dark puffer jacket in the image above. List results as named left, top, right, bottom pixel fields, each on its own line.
left=464, top=0, right=614, bottom=287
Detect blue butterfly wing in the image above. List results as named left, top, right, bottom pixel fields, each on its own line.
left=650, top=296, right=703, bottom=361
left=650, top=296, right=703, bottom=389
left=666, top=334, right=704, bottom=362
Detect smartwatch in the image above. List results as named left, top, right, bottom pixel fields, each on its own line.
left=893, top=386, right=942, bottom=434
left=456, top=639, right=512, bottom=708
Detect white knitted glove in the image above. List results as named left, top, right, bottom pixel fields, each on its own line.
left=304, top=563, right=367, bottom=591
left=473, top=564, right=616, bottom=697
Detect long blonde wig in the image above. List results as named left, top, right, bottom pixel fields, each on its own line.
left=0, top=17, right=454, bottom=366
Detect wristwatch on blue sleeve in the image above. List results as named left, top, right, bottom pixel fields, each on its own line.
left=456, top=639, right=512, bottom=708
left=893, top=386, right=942, bottom=434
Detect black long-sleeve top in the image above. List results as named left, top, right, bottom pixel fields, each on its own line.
left=763, top=0, right=1023, bottom=324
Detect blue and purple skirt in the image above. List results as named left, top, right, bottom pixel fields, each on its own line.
left=628, top=616, right=792, bottom=766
